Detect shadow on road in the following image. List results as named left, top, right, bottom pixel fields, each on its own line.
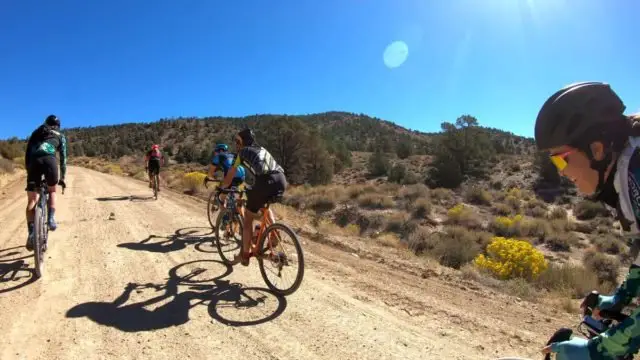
left=95, top=195, right=155, bottom=202
left=66, top=259, right=287, bottom=331
left=0, top=246, right=37, bottom=294
left=117, top=227, right=214, bottom=254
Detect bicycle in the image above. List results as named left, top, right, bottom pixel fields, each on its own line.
left=149, top=170, right=159, bottom=200
left=497, top=290, right=638, bottom=360
left=208, top=184, right=305, bottom=296
left=207, top=185, right=246, bottom=264
left=32, top=177, right=65, bottom=279
left=205, top=179, right=225, bottom=228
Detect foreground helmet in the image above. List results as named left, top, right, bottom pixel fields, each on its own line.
left=535, top=81, right=626, bottom=151
left=215, top=143, right=229, bottom=152
left=45, top=114, right=60, bottom=127
left=237, top=128, right=256, bottom=146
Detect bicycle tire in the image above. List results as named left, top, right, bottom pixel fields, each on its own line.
left=257, top=222, right=305, bottom=296
left=33, top=198, right=45, bottom=279
left=207, top=192, right=219, bottom=229
left=215, top=210, right=242, bottom=265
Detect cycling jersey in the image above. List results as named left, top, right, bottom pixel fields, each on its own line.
left=582, top=140, right=640, bottom=359
left=145, top=149, right=164, bottom=161
left=213, top=152, right=245, bottom=180
left=25, top=124, right=67, bottom=180
left=232, top=145, right=283, bottom=177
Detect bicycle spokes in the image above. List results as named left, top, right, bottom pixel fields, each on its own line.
left=260, top=227, right=301, bottom=292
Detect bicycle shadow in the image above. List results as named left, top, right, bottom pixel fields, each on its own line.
left=117, top=227, right=214, bottom=254
left=0, top=246, right=38, bottom=294
left=66, top=259, right=287, bottom=331
left=95, top=195, right=155, bottom=202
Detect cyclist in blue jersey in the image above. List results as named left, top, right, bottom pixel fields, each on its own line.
left=536, top=82, right=640, bottom=360
left=205, top=143, right=246, bottom=214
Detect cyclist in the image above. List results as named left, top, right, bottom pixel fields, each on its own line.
left=24, top=114, right=67, bottom=251
left=205, top=143, right=247, bottom=218
left=536, top=81, right=640, bottom=360
left=144, top=144, right=165, bottom=190
left=219, top=128, right=287, bottom=266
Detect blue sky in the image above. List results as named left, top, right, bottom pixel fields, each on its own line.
left=1, top=0, right=639, bottom=139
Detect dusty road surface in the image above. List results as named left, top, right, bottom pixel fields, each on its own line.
left=0, top=166, right=575, bottom=360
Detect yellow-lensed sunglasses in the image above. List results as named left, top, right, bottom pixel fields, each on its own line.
left=549, top=149, right=576, bottom=171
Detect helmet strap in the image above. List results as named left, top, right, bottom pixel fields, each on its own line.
left=582, top=145, right=613, bottom=196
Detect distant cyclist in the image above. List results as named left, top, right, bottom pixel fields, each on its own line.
left=24, top=114, right=67, bottom=251
left=144, top=144, right=165, bottom=190
left=220, top=128, right=287, bottom=266
left=205, top=143, right=246, bottom=213
left=536, top=82, right=640, bottom=360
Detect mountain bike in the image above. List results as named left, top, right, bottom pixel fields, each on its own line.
left=209, top=186, right=246, bottom=264
left=214, top=185, right=304, bottom=296
left=497, top=290, right=638, bottom=360
left=32, top=178, right=65, bottom=279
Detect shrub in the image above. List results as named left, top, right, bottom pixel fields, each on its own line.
left=103, top=164, right=123, bottom=175
left=335, top=206, right=360, bottom=227
left=536, top=263, right=600, bottom=298
left=526, top=205, right=547, bottom=218
left=465, top=186, right=492, bottom=206
left=408, top=226, right=480, bottom=269
left=399, top=184, right=430, bottom=201
left=544, top=232, right=580, bottom=252
left=583, top=250, right=620, bottom=285
left=474, top=237, right=548, bottom=280
left=492, top=203, right=513, bottom=216
left=0, top=158, right=14, bottom=173
left=574, top=221, right=597, bottom=234
left=593, top=235, right=626, bottom=255
left=388, top=163, right=407, bottom=184
left=308, top=195, right=337, bottom=213
left=430, top=188, right=455, bottom=205
left=410, top=197, right=432, bottom=219
left=575, top=200, right=610, bottom=220
left=548, top=207, right=568, bottom=220
left=182, top=171, right=207, bottom=193
left=357, top=213, right=387, bottom=234
left=407, top=226, right=433, bottom=255
left=446, top=204, right=482, bottom=229
left=384, top=212, right=408, bottom=234
left=358, top=194, right=395, bottom=209
left=505, top=195, right=521, bottom=212
left=490, top=215, right=524, bottom=237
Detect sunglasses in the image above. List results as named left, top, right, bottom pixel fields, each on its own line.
left=549, top=149, right=576, bottom=171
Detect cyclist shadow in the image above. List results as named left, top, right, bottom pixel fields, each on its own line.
left=0, top=246, right=37, bottom=294
left=65, top=259, right=287, bottom=331
left=117, top=227, right=214, bottom=254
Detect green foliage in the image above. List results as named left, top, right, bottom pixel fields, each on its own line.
left=367, top=151, right=391, bottom=177
left=426, top=149, right=464, bottom=189
left=396, top=137, right=413, bottom=159
left=388, top=163, right=407, bottom=184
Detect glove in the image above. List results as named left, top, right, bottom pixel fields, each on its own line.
left=203, top=177, right=210, bottom=186
left=58, top=179, right=66, bottom=188
left=546, top=337, right=591, bottom=360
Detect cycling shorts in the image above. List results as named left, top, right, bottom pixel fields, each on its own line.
left=26, top=155, right=58, bottom=192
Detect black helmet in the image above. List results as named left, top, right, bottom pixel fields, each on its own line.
left=535, top=81, right=626, bottom=151
left=236, top=128, right=256, bottom=146
left=45, top=114, right=60, bottom=127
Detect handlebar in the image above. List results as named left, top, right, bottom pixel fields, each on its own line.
left=582, top=290, right=628, bottom=322
left=204, top=178, right=246, bottom=194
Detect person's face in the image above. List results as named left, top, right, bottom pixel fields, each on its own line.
left=548, top=141, right=608, bottom=195
left=234, top=136, right=243, bottom=151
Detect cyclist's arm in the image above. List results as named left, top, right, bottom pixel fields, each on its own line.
left=25, top=131, right=36, bottom=167
left=58, top=134, right=68, bottom=180
left=207, top=164, right=217, bottom=179
left=221, top=155, right=240, bottom=188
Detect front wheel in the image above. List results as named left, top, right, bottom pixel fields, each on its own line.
left=257, top=222, right=304, bottom=296
left=214, top=210, right=243, bottom=265
left=207, top=192, right=219, bottom=228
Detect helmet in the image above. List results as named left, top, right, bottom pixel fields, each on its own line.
left=535, top=81, right=626, bottom=151
left=151, top=144, right=159, bottom=150
left=236, top=128, right=256, bottom=146
left=45, top=114, right=60, bottom=127
left=215, top=143, right=229, bottom=152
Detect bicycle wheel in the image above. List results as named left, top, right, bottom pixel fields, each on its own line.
left=33, top=202, right=45, bottom=279
left=207, top=192, right=219, bottom=228
left=214, top=210, right=242, bottom=265
left=257, top=222, right=304, bottom=296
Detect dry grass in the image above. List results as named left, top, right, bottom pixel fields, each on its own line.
left=574, top=200, right=610, bottom=220
left=0, top=158, right=14, bottom=174
left=357, top=193, right=395, bottom=209
left=465, top=186, right=492, bottom=206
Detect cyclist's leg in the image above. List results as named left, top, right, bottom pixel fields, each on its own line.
left=43, top=156, right=59, bottom=230
left=238, top=182, right=269, bottom=266
left=24, top=160, right=42, bottom=249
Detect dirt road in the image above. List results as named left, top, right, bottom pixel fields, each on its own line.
left=0, top=166, right=573, bottom=360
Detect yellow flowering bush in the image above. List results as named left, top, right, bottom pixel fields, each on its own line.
left=474, top=237, right=548, bottom=281
left=491, top=214, right=524, bottom=237
left=103, top=164, right=124, bottom=175
left=446, top=204, right=482, bottom=229
left=183, top=171, right=207, bottom=193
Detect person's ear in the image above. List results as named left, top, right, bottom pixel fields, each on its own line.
left=589, top=141, right=605, bottom=161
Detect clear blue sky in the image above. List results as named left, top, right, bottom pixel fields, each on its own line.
left=1, top=0, right=639, bottom=139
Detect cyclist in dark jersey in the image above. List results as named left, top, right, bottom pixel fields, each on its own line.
left=220, top=128, right=287, bottom=266
left=536, top=82, right=640, bottom=360
left=144, top=144, right=165, bottom=190
left=24, top=114, right=67, bottom=250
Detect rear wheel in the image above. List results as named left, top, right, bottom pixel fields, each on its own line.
left=257, top=223, right=304, bottom=296
left=215, top=210, right=243, bottom=265
left=33, top=202, right=45, bottom=279
left=153, top=174, right=159, bottom=200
